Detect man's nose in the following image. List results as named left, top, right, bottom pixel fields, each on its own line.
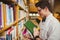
left=38, top=11, right=40, bottom=14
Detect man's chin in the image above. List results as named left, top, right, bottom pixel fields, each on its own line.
left=40, top=16, right=44, bottom=18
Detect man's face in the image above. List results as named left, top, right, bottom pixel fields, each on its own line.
left=37, top=7, right=46, bottom=18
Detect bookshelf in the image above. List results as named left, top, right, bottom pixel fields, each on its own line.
left=0, top=0, right=28, bottom=11
left=0, top=0, right=29, bottom=40
left=0, top=17, right=25, bottom=33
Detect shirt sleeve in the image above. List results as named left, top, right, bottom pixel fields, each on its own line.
left=47, top=21, right=60, bottom=40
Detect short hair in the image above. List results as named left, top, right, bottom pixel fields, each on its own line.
left=35, top=0, right=53, bottom=13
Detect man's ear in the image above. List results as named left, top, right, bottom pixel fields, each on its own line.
left=45, top=7, right=48, bottom=11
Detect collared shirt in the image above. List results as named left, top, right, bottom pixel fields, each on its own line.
left=39, top=14, right=60, bottom=40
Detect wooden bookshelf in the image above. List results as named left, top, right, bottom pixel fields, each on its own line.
left=0, top=0, right=29, bottom=40
left=0, top=17, right=25, bottom=34
left=0, top=0, right=28, bottom=12
left=0, top=0, right=16, bottom=5
left=18, top=4, right=28, bottom=12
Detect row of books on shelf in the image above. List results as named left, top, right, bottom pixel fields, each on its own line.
left=12, top=0, right=26, bottom=10
left=0, top=1, right=27, bottom=29
left=0, top=20, right=26, bottom=40
left=0, top=2, right=14, bottom=29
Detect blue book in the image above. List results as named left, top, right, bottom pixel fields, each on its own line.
left=6, top=4, right=10, bottom=25
left=9, top=7, right=12, bottom=23
left=6, top=5, right=13, bottom=25
left=6, top=34, right=12, bottom=40
left=0, top=38, right=5, bottom=40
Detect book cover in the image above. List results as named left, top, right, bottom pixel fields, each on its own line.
left=24, top=20, right=37, bottom=35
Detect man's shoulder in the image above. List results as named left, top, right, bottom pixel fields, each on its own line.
left=49, top=15, right=60, bottom=26
left=51, top=16, right=59, bottom=23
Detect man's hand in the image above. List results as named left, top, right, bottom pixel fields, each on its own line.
left=33, top=27, right=40, bottom=37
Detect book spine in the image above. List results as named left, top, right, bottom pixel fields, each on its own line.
left=6, top=34, right=12, bottom=40
left=0, top=38, right=5, bottom=40
left=6, top=5, right=14, bottom=25
left=6, top=4, right=10, bottom=25
left=0, top=2, right=2, bottom=28
left=10, top=28, right=15, bottom=40
left=19, top=10, right=25, bottom=19
left=10, top=7, right=14, bottom=23
left=0, top=2, right=4, bottom=29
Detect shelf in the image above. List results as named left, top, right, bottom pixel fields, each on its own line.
left=18, top=4, right=28, bottom=12
left=0, top=17, right=25, bottom=34
left=0, top=0, right=28, bottom=12
left=0, top=0, right=16, bottom=5
left=0, top=0, right=28, bottom=34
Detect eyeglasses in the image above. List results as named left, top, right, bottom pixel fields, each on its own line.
left=38, top=9, right=42, bottom=12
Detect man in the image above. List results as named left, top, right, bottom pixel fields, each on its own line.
left=33, top=0, right=60, bottom=40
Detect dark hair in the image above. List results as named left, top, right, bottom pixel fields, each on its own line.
left=35, top=0, right=53, bottom=13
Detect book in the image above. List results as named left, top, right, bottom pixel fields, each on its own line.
left=6, top=5, right=14, bottom=25
left=2, top=2, right=7, bottom=28
left=0, top=2, right=4, bottom=29
left=6, top=34, right=12, bottom=40
left=10, top=27, right=16, bottom=40
left=10, top=7, right=14, bottom=23
left=18, top=0, right=25, bottom=9
left=19, top=10, right=25, bottom=19
left=0, top=38, right=5, bottom=40
left=24, top=20, right=37, bottom=35
left=6, top=4, right=11, bottom=25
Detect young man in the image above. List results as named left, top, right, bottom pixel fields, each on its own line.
left=33, top=0, right=60, bottom=40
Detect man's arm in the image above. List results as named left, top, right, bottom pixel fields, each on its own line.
left=33, top=27, right=43, bottom=40
left=47, top=21, right=60, bottom=40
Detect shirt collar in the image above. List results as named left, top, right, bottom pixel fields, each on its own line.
left=42, top=13, right=53, bottom=22
left=46, top=13, right=53, bottom=19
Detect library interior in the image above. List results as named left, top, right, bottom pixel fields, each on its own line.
left=0, top=0, right=60, bottom=40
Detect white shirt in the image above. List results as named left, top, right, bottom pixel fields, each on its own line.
left=39, top=14, right=60, bottom=40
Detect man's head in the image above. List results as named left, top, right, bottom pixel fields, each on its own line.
left=35, top=0, right=52, bottom=18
